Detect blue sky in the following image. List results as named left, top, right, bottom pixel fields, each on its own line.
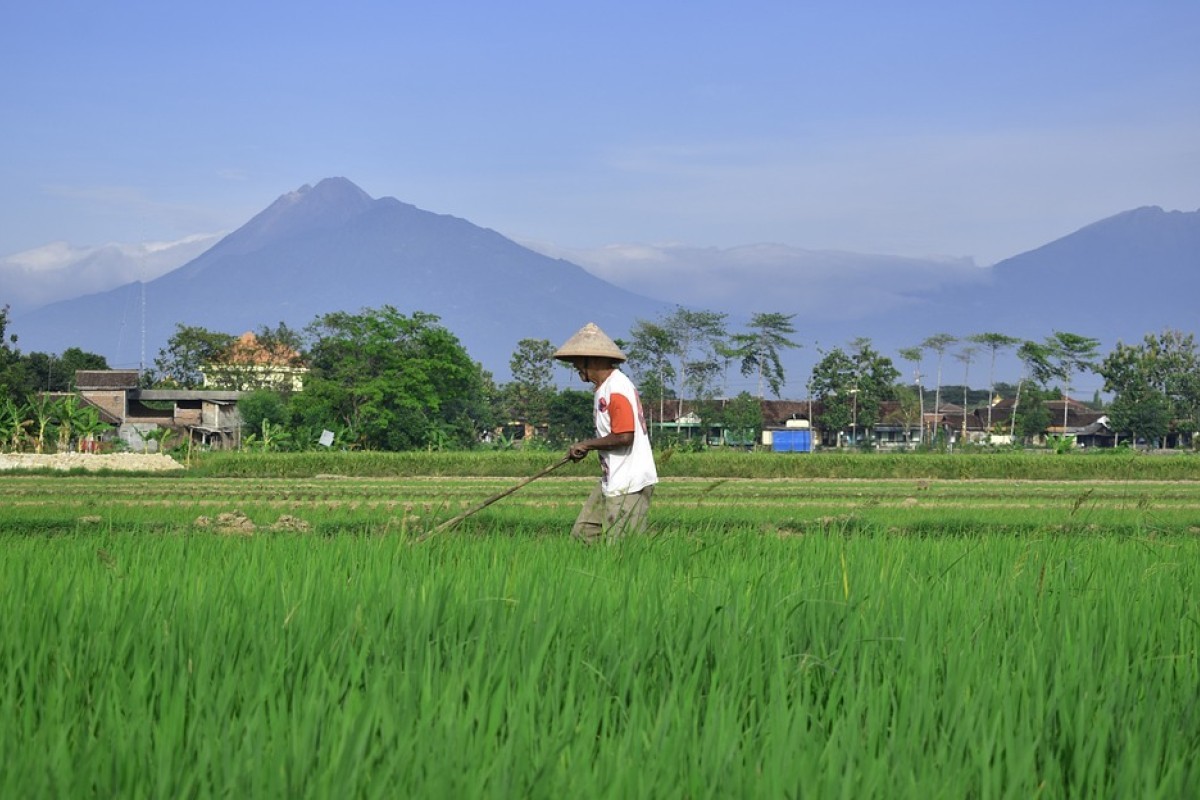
left=2, top=0, right=1198, bottom=266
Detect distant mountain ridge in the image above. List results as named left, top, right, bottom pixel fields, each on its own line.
left=928, top=205, right=1200, bottom=346
left=7, top=179, right=1199, bottom=392
left=9, top=178, right=673, bottom=381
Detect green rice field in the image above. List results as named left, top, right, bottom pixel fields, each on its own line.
left=2, top=454, right=1198, bottom=797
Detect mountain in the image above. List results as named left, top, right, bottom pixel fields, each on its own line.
left=9, top=178, right=673, bottom=380
left=927, top=206, right=1200, bottom=349
left=8, top=179, right=1199, bottom=394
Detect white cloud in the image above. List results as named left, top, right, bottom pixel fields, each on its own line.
left=0, top=233, right=223, bottom=311
left=523, top=239, right=985, bottom=320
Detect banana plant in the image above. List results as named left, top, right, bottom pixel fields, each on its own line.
left=0, top=398, right=32, bottom=452
left=255, top=418, right=293, bottom=452
left=52, top=395, right=90, bottom=452
left=72, top=405, right=111, bottom=452
left=28, top=395, right=55, bottom=454
left=140, top=426, right=175, bottom=454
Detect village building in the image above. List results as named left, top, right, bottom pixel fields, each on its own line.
left=75, top=370, right=242, bottom=451
left=69, top=333, right=310, bottom=452
left=201, top=331, right=308, bottom=392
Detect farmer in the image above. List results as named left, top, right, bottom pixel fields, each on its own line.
left=555, top=322, right=658, bottom=543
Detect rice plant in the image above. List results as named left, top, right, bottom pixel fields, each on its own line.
left=1, top=474, right=1198, bottom=797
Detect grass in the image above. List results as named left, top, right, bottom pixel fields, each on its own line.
left=1, top=468, right=1198, bottom=797
left=179, top=448, right=1200, bottom=481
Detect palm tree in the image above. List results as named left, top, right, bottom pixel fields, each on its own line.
left=898, top=346, right=925, bottom=444
left=1015, top=340, right=1054, bottom=441
left=663, top=308, right=728, bottom=417
left=1043, top=331, right=1101, bottom=436
left=627, top=319, right=678, bottom=430
left=729, top=312, right=800, bottom=399
left=955, top=345, right=979, bottom=444
left=968, top=332, right=1021, bottom=441
left=921, top=333, right=957, bottom=442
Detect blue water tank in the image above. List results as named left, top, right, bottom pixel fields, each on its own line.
left=771, top=429, right=812, bottom=453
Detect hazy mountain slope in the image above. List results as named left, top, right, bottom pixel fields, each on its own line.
left=8, top=180, right=1198, bottom=394
left=933, top=206, right=1200, bottom=347
left=10, top=179, right=672, bottom=379
left=538, top=241, right=987, bottom=320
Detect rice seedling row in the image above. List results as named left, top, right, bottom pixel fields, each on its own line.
left=2, top=471, right=1198, bottom=797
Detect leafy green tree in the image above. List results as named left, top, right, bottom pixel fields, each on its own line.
left=295, top=307, right=490, bottom=450
left=546, top=388, right=593, bottom=446
left=848, top=338, right=899, bottom=444
left=717, top=391, right=763, bottom=447
left=968, top=332, right=1021, bottom=438
left=153, top=324, right=236, bottom=388
left=243, top=418, right=293, bottom=452
left=626, top=319, right=678, bottom=426
left=728, top=312, right=800, bottom=399
left=684, top=359, right=724, bottom=407
left=1098, top=329, right=1200, bottom=446
left=22, top=347, right=109, bottom=392
left=812, top=340, right=899, bottom=447
left=238, top=390, right=291, bottom=441
left=503, top=338, right=556, bottom=437
left=1013, top=388, right=1052, bottom=444
left=810, top=347, right=856, bottom=443
left=1107, top=381, right=1172, bottom=447
left=0, top=305, right=31, bottom=403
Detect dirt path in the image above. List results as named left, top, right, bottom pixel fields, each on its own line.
left=0, top=453, right=184, bottom=472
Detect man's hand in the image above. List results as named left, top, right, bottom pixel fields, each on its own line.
left=567, top=443, right=590, bottom=462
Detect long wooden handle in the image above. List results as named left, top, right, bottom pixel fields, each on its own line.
left=414, top=456, right=573, bottom=542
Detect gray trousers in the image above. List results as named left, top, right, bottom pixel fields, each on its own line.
left=571, top=484, right=655, bottom=544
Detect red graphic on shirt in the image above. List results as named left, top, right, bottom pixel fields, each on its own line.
left=598, top=397, right=608, bottom=413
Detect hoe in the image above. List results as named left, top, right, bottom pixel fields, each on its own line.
left=413, top=455, right=572, bottom=542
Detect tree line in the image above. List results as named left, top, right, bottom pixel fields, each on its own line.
left=2, top=302, right=1199, bottom=452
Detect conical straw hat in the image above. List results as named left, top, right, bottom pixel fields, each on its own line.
left=553, top=322, right=627, bottom=363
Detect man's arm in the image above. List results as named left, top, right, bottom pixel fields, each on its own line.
left=568, top=431, right=634, bottom=461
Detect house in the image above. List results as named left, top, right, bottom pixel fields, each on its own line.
left=986, top=396, right=1118, bottom=448
left=76, top=370, right=243, bottom=451
left=924, top=402, right=990, bottom=447
left=201, top=331, right=308, bottom=392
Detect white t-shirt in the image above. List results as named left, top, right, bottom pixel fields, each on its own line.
left=594, top=369, right=658, bottom=496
